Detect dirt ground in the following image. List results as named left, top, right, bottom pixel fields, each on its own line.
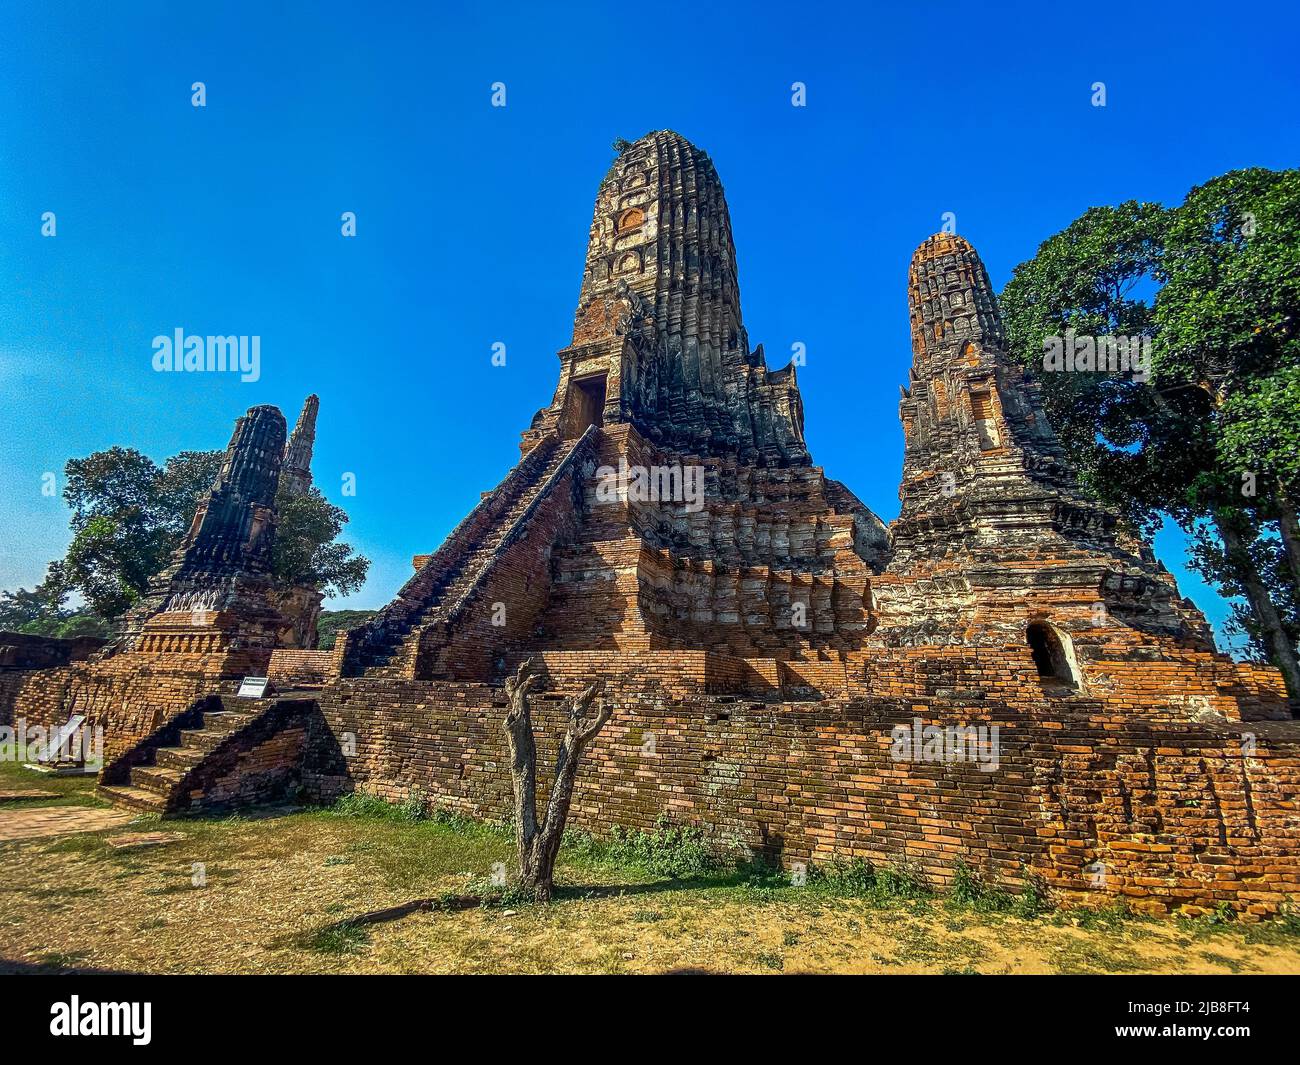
left=2, top=763, right=1299, bottom=975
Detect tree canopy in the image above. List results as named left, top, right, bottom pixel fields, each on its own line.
left=1, top=444, right=369, bottom=636
left=1000, top=167, right=1300, bottom=693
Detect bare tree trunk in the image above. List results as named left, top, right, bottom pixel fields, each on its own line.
left=502, top=659, right=612, bottom=902
left=502, top=662, right=541, bottom=877
left=1214, top=509, right=1300, bottom=700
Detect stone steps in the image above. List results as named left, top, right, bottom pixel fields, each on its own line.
left=154, top=746, right=206, bottom=771
left=130, top=764, right=183, bottom=792
left=356, top=439, right=577, bottom=673
left=179, top=728, right=226, bottom=752
left=100, top=699, right=272, bottom=814
left=96, top=784, right=169, bottom=813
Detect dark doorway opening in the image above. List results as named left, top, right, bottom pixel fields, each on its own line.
left=569, top=373, right=607, bottom=435
left=1026, top=621, right=1076, bottom=686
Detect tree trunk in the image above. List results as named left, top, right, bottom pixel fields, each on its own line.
left=501, top=659, right=611, bottom=902
left=1214, top=509, right=1300, bottom=700
left=1276, top=484, right=1300, bottom=595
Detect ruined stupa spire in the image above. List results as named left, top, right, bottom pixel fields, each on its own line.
left=906, top=233, right=1006, bottom=368
left=896, top=233, right=1075, bottom=528
left=280, top=394, right=319, bottom=496
left=524, top=130, right=809, bottom=466
left=884, top=232, right=1211, bottom=649
left=119, top=404, right=288, bottom=649
left=171, top=405, right=286, bottom=580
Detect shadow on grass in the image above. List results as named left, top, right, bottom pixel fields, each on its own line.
left=292, top=863, right=784, bottom=955
left=0, top=956, right=140, bottom=975
left=288, top=892, right=488, bottom=954
left=156, top=802, right=307, bottom=824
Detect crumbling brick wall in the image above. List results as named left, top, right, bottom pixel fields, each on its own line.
left=267, top=649, right=335, bottom=689
left=306, top=677, right=1300, bottom=918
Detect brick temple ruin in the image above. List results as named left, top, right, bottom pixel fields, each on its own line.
left=3, top=131, right=1298, bottom=916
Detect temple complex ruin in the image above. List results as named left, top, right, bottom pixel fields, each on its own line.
left=2, top=131, right=1297, bottom=917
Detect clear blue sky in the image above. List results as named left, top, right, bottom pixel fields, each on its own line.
left=2, top=1, right=1297, bottom=651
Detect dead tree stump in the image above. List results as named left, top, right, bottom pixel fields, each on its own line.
left=502, top=658, right=613, bottom=902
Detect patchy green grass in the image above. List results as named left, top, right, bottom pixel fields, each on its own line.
left=298, top=921, right=371, bottom=955
left=0, top=756, right=106, bottom=808
left=3, top=794, right=1300, bottom=974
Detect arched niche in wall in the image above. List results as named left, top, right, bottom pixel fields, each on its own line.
left=1026, top=620, right=1083, bottom=690
left=616, top=207, right=644, bottom=233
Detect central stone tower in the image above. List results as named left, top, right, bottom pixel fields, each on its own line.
left=522, top=130, right=809, bottom=467
left=340, top=130, right=889, bottom=683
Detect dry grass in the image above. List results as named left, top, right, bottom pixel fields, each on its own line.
left=2, top=761, right=1299, bottom=975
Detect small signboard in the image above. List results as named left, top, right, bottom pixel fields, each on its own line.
left=237, top=676, right=270, bottom=699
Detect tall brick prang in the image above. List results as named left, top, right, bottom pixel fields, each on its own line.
left=873, top=235, right=1225, bottom=710
left=119, top=403, right=287, bottom=654
left=523, top=131, right=810, bottom=467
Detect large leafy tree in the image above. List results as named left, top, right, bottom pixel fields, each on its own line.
left=271, top=485, right=369, bottom=598
left=1000, top=201, right=1183, bottom=535
left=1001, top=169, right=1300, bottom=697
left=59, top=448, right=223, bottom=619
left=8, top=444, right=369, bottom=631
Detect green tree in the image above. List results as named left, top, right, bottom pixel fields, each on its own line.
left=26, top=443, right=370, bottom=626
left=1001, top=169, right=1300, bottom=696
left=271, top=486, right=369, bottom=597
left=1000, top=201, right=1178, bottom=534
left=58, top=448, right=223, bottom=618
left=1220, top=366, right=1300, bottom=588
left=1157, top=170, right=1300, bottom=594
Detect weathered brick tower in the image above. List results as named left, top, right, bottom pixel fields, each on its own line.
left=6, top=132, right=1298, bottom=916
left=121, top=404, right=288, bottom=657
left=521, top=130, right=809, bottom=466
left=0, top=399, right=325, bottom=794
left=338, top=131, right=891, bottom=686
left=865, top=235, right=1270, bottom=717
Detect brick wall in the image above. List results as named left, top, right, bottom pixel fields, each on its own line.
left=307, top=675, right=1300, bottom=918
left=0, top=647, right=266, bottom=765
left=267, top=649, right=335, bottom=689
left=178, top=698, right=339, bottom=811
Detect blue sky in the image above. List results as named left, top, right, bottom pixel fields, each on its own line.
left=1, top=0, right=1297, bottom=651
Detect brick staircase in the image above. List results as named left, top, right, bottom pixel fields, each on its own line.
left=342, top=430, right=593, bottom=676
left=97, top=693, right=315, bottom=813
